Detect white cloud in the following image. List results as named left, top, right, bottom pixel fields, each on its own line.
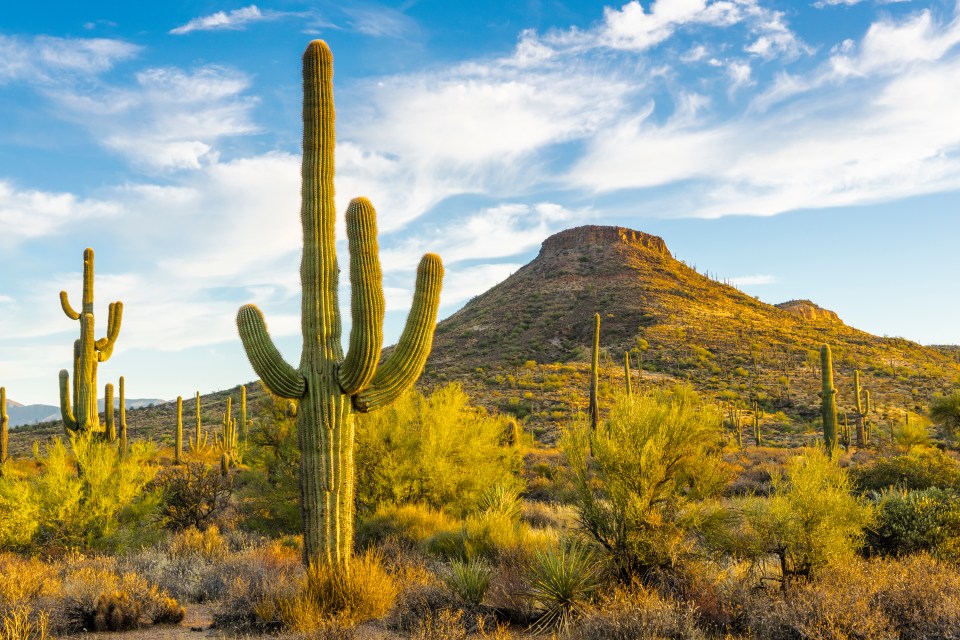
left=170, top=5, right=281, bottom=35
left=0, top=181, right=121, bottom=246
left=0, top=35, right=139, bottom=83
left=342, top=5, right=418, bottom=38
left=729, top=274, right=778, bottom=286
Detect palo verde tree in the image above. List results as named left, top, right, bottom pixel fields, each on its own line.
left=236, top=40, right=443, bottom=567
left=58, top=248, right=123, bottom=435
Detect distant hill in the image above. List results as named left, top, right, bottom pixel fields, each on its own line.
left=423, top=225, right=960, bottom=440
left=6, top=403, right=60, bottom=428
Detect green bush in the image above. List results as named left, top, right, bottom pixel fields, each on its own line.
left=868, top=487, right=960, bottom=560
left=561, top=387, right=730, bottom=579
left=0, top=435, right=161, bottom=552
left=355, top=384, right=522, bottom=516
left=853, top=448, right=960, bottom=494
left=733, top=448, right=872, bottom=583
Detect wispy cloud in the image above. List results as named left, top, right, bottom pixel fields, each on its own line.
left=169, top=5, right=286, bottom=35
left=729, top=274, right=778, bottom=286
left=0, top=35, right=139, bottom=83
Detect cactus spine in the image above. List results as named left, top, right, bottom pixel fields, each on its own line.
left=118, top=376, right=127, bottom=453
left=58, top=248, right=123, bottom=435
left=174, top=396, right=183, bottom=465
left=820, top=344, right=838, bottom=450
left=589, top=313, right=600, bottom=430
left=0, top=387, right=7, bottom=467
left=235, top=40, right=443, bottom=567
left=104, top=383, right=116, bottom=442
left=853, top=370, right=871, bottom=447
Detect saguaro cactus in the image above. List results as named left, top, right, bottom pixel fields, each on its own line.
left=235, top=40, right=443, bottom=567
left=118, top=376, right=127, bottom=453
left=820, top=344, right=838, bottom=450
left=753, top=401, right=764, bottom=447
left=174, top=396, right=183, bottom=465
left=589, top=313, right=600, bottom=430
left=1, top=387, right=8, bottom=466
left=623, top=351, right=632, bottom=398
left=104, top=383, right=116, bottom=442
left=853, top=370, right=871, bottom=447
left=239, top=385, right=248, bottom=443
left=58, top=248, right=123, bottom=434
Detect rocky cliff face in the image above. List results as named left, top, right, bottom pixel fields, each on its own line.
left=539, top=226, right=671, bottom=259
left=775, top=299, right=842, bottom=323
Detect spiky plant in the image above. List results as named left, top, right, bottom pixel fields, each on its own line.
left=239, top=385, right=248, bottom=443
left=526, top=542, right=600, bottom=633
left=623, top=351, right=632, bottom=398
left=58, top=248, right=122, bottom=435
left=118, top=376, right=127, bottom=454
left=235, top=40, right=443, bottom=567
left=853, top=370, right=872, bottom=448
left=820, top=344, right=838, bottom=451
left=753, top=400, right=764, bottom=447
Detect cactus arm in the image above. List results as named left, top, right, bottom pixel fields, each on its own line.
left=95, top=301, right=123, bottom=355
left=338, top=197, right=385, bottom=395
left=59, top=369, right=78, bottom=432
left=237, top=304, right=306, bottom=398
left=60, top=291, right=80, bottom=320
left=353, top=253, right=443, bottom=413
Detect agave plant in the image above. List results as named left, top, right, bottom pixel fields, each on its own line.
left=526, top=541, right=601, bottom=633
left=444, top=557, right=493, bottom=608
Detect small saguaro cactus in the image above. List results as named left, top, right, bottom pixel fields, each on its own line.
left=194, top=391, right=203, bottom=445
left=589, top=313, right=600, bottom=430
left=236, top=40, right=443, bottom=568
left=104, top=383, right=116, bottom=442
left=729, top=403, right=745, bottom=448
left=753, top=401, right=764, bottom=447
left=1, top=387, right=8, bottom=467
left=853, top=370, right=872, bottom=448
left=216, top=396, right=240, bottom=468
left=118, top=376, right=127, bottom=453
left=239, top=385, right=248, bottom=443
left=820, top=344, right=839, bottom=450
left=174, top=396, right=183, bottom=465
left=623, top=351, right=632, bottom=398
left=59, top=248, right=123, bottom=435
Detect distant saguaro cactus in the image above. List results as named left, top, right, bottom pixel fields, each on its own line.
left=853, top=370, right=871, bottom=448
left=58, top=248, right=123, bottom=434
left=623, top=351, right=632, bottom=398
left=236, top=40, right=443, bottom=567
left=820, top=344, right=838, bottom=450
left=174, top=396, right=183, bottom=465
left=753, top=401, right=764, bottom=447
left=589, top=313, right=600, bottom=430
left=239, top=385, right=248, bottom=443
left=0, top=387, right=8, bottom=467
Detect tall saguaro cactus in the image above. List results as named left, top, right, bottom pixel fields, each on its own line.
left=118, top=377, right=127, bottom=453
left=236, top=40, right=443, bottom=567
left=58, top=248, right=123, bottom=434
left=820, top=344, right=838, bottom=450
left=589, top=313, right=600, bottom=430
left=174, top=396, right=183, bottom=465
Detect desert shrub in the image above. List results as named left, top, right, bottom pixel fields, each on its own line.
left=930, top=391, right=960, bottom=441
left=358, top=503, right=456, bottom=549
left=568, top=583, right=702, bottom=640
left=355, top=384, right=522, bottom=516
left=152, top=463, right=232, bottom=530
left=386, top=584, right=461, bottom=634
left=561, top=387, right=731, bottom=579
left=525, top=541, right=601, bottom=633
left=853, top=447, right=960, bottom=494
left=745, top=554, right=960, bottom=640
left=0, top=605, right=50, bottom=640
left=0, top=436, right=161, bottom=552
left=0, top=554, right=58, bottom=640
left=732, top=448, right=872, bottom=583
left=867, top=487, right=960, bottom=560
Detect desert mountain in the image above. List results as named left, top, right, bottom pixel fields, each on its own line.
left=424, top=225, right=960, bottom=437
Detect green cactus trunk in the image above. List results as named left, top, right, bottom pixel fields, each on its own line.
left=240, top=385, right=248, bottom=443
left=589, top=313, right=600, bottom=430
left=104, top=383, right=116, bottom=442
left=853, top=370, right=870, bottom=448
left=820, top=344, right=838, bottom=451
left=175, top=396, right=183, bottom=465
left=623, top=351, right=632, bottom=398
left=236, top=40, right=443, bottom=568
left=0, top=387, right=8, bottom=468
left=195, top=391, right=202, bottom=446
left=118, top=376, right=127, bottom=453
left=58, top=248, right=123, bottom=435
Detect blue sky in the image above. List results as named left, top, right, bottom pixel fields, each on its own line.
left=1, top=0, right=959, bottom=404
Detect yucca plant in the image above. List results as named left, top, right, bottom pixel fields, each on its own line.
left=525, top=541, right=600, bottom=633
left=476, top=483, right=523, bottom=522
left=444, top=557, right=492, bottom=608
